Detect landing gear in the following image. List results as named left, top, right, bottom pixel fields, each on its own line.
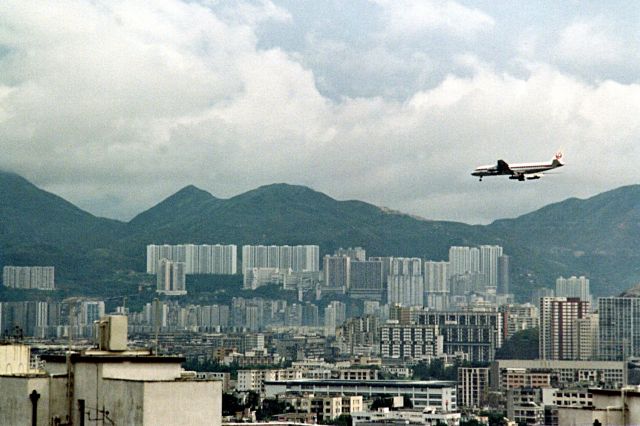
left=479, top=177, right=483, bottom=182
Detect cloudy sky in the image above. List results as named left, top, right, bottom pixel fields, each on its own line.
left=2, top=0, right=640, bottom=224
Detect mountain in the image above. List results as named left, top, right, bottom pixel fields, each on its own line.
left=126, top=183, right=493, bottom=259
left=0, top=171, right=126, bottom=247
left=2, top=171, right=640, bottom=298
left=0, top=171, right=137, bottom=285
left=129, top=185, right=218, bottom=232
left=488, top=185, right=640, bottom=294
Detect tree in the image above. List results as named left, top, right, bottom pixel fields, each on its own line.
left=494, top=328, right=539, bottom=360
left=370, top=397, right=393, bottom=410
left=257, top=398, right=288, bottom=421
left=460, top=420, right=486, bottom=426
left=222, top=394, right=243, bottom=416
left=325, top=414, right=352, bottom=426
left=403, top=395, right=413, bottom=409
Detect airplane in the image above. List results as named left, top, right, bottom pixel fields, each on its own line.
left=472, top=151, right=564, bottom=181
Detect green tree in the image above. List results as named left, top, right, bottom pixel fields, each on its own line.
left=222, top=393, right=243, bottom=416
left=325, top=414, right=352, bottom=426
left=460, top=420, right=486, bottom=426
left=257, top=398, right=288, bottom=420
left=495, top=328, right=539, bottom=360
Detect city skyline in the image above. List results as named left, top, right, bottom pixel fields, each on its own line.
left=3, top=2, right=640, bottom=424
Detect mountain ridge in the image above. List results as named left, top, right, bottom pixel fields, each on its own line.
left=2, top=171, right=640, bottom=298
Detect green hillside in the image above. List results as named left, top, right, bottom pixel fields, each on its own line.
left=1, top=171, right=639, bottom=299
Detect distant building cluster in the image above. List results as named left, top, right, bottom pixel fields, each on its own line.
left=0, top=299, right=104, bottom=338
left=2, top=266, right=55, bottom=290
left=19, top=233, right=640, bottom=426
left=146, top=243, right=237, bottom=274
left=156, top=258, right=187, bottom=295
left=241, top=244, right=320, bottom=273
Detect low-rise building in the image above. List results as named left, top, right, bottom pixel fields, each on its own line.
left=506, top=387, right=556, bottom=426
left=556, top=387, right=640, bottom=425
left=0, top=316, right=222, bottom=426
left=491, top=359, right=625, bottom=391
left=282, top=394, right=363, bottom=422
left=352, top=407, right=460, bottom=425
left=237, top=369, right=303, bottom=393
left=265, top=379, right=457, bottom=410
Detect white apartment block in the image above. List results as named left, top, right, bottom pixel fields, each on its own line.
left=237, top=369, right=303, bottom=393
left=491, top=359, right=626, bottom=391
left=539, top=297, right=590, bottom=360
left=458, top=367, right=490, bottom=409
left=380, top=323, right=443, bottom=359
left=424, top=261, right=450, bottom=310
left=387, top=275, right=424, bottom=307
left=556, top=275, right=592, bottom=305
left=265, top=379, right=457, bottom=411
left=2, top=266, right=55, bottom=290
left=242, top=245, right=319, bottom=274
left=479, top=245, right=503, bottom=288
left=146, top=244, right=237, bottom=274
left=243, top=267, right=284, bottom=290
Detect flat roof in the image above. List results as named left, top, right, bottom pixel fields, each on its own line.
left=494, top=359, right=624, bottom=368
left=265, top=379, right=455, bottom=388
left=41, top=353, right=185, bottom=364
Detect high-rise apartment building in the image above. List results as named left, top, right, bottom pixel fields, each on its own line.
left=458, top=367, right=490, bottom=409
left=323, top=255, right=350, bottom=292
left=387, top=275, right=424, bottom=307
left=479, top=245, right=503, bottom=288
left=242, top=245, right=319, bottom=274
left=556, top=276, right=591, bottom=305
left=380, top=323, right=442, bottom=359
left=157, top=259, right=187, bottom=295
left=324, top=301, right=346, bottom=336
left=243, top=268, right=285, bottom=290
left=387, top=258, right=424, bottom=307
left=449, top=246, right=506, bottom=294
left=498, top=255, right=510, bottom=294
left=424, top=261, right=449, bottom=310
left=390, top=257, right=422, bottom=277
left=598, top=296, right=640, bottom=361
left=147, top=244, right=237, bottom=274
left=449, top=246, right=480, bottom=276
left=335, top=247, right=366, bottom=262
left=499, top=303, right=539, bottom=339
left=338, top=315, right=380, bottom=355
left=530, top=287, right=555, bottom=306
left=418, top=311, right=503, bottom=362
left=2, top=266, right=55, bottom=290
left=539, top=297, right=589, bottom=360
left=573, top=314, right=598, bottom=361
left=368, top=256, right=393, bottom=288
left=348, top=260, right=383, bottom=300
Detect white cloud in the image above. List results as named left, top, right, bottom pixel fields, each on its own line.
left=1, top=1, right=640, bottom=224
left=372, top=0, right=495, bottom=39
left=555, top=18, right=624, bottom=65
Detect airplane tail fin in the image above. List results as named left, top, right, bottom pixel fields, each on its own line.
left=551, top=150, right=564, bottom=166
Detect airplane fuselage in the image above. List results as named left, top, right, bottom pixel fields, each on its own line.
left=472, top=153, right=564, bottom=181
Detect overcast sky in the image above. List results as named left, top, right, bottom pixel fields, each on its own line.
left=2, top=0, right=640, bottom=224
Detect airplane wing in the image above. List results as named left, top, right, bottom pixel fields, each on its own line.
left=496, top=160, right=513, bottom=175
